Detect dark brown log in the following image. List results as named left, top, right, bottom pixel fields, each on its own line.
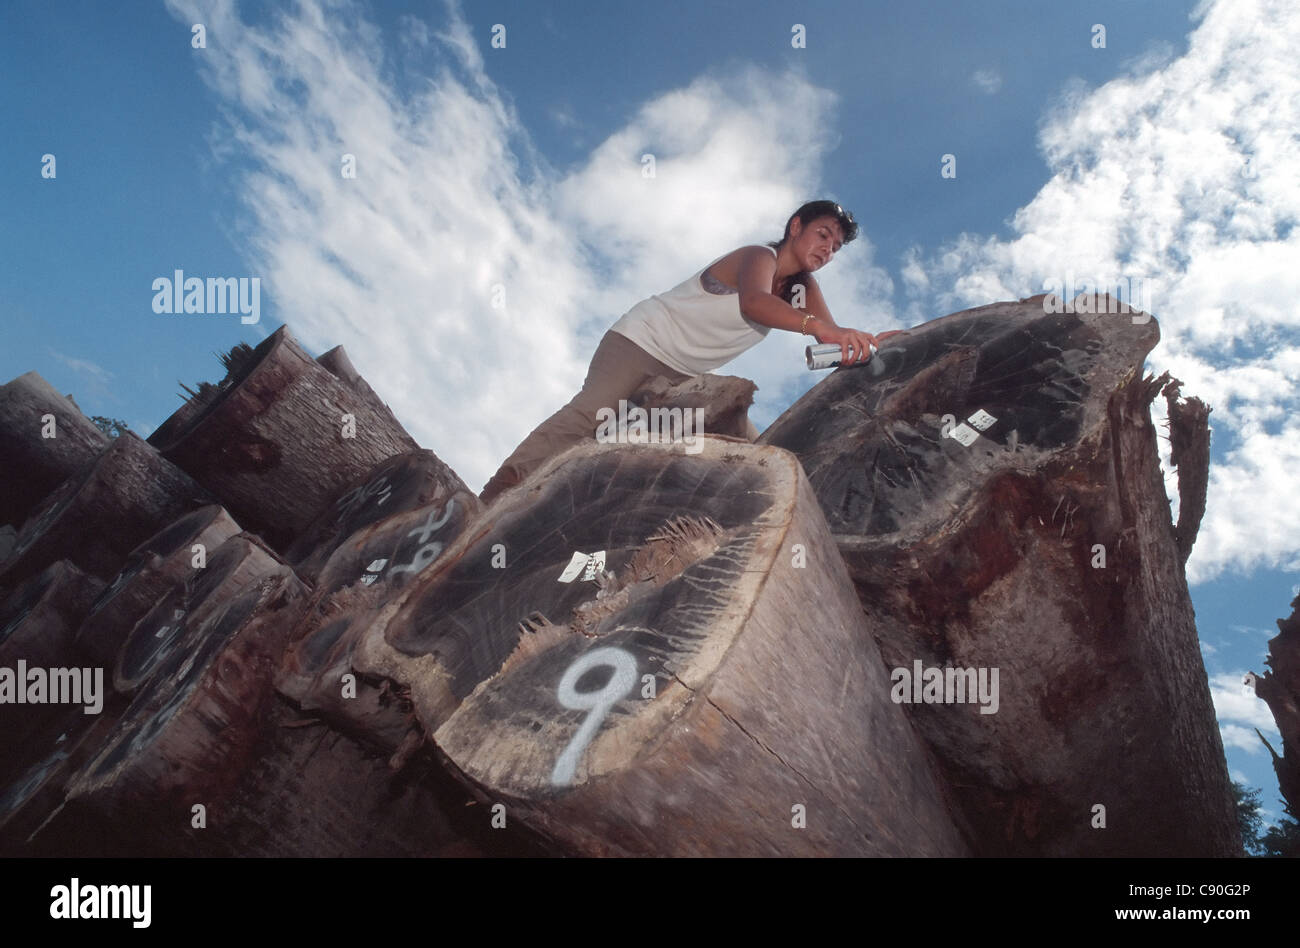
left=1163, top=378, right=1211, bottom=564
left=628, top=373, right=757, bottom=440
left=0, top=561, right=106, bottom=767
left=59, top=566, right=309, bottom=855
left=284, top=449, right=478, bottom=585
left=277, top=494, right=472, bottom=753
left=147, top=326, right=419, bottom=551
left=0, top=372, right=109, bottom=526
left=180, top=695, right=530, bottom=857
left=112, top=533, right=285, bottom=695
left=0, top=705, right=124, bottom=854
left=0, top=432, right=213, bottom=592
left=73, top=505, right=242, bottom=669
left=1253, top=594, right=1300, bottom=820
left=354, top=439, right=969, bottom=856
left=759, top=292, right=1238, bottom=856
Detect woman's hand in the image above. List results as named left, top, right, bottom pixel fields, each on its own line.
left=814, top=324, right=877, bottom=365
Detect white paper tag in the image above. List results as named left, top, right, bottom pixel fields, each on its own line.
left=967, top=409, right=997, bottom=431
left=559, top=550, right=606, bottom=583
left=582, top=551, right=606, bottom=582
left=558, top=551, right=590, bottom=583
left=365, top=558, right=388, bottom=573
left=949, top=423, right=979, bottom=446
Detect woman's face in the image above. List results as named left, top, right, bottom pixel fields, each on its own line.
left=789, top=215, right=846, bottom=272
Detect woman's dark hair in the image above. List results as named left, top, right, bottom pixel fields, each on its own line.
left=766, top=200, right=858, bottom=304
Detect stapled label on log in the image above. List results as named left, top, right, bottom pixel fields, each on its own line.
left=557, top=551, right=605, bottom=583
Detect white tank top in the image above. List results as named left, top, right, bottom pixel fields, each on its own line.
left=609, top=245, right=777, bottom=376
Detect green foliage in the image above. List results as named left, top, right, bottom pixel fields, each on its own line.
left=90, top=416, right=130, bottom=439
left=1231, top=779, right=1299, bottom=857
left=1231, top=780, right=1264, bottom=855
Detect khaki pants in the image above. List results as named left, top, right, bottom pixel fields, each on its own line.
left=479, top=330, right=693, bottom=503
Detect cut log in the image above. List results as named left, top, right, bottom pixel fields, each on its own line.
left=147, top=326, right=419, bottom=551
left=277, top=494, right=472, bottom=753
left=73, top=505, right=242, bottom=669
left=353, top=438, right=969, bottom=857
left=0, top=372, right=109, bottom=526
left=627, top=373, right=757, bottom=441
left=59, top=567, right=309, bottom=855
left=0, top=560, right=106, bottom=768
left=759, top=292, right=1238, bottom=856
left=112, top=533, right=286, bottom=695
left=0, top=432, right=213, bottom=592
left=1253, top=594, right=1300, bottom=820
left=284, top=449, right=478, bottom=585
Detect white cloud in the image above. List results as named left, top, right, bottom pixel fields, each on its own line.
left=1220, top=723, right=1266, bottom=754
left=901, top=0, right=1300, bottom=584
left=1208, top=671, right=1281, bottom=756
left=972, top=69, right=1002, bottom=94
left=46, top=349, right=113, bottom=387
left=162, top=0, right=891, bottom=488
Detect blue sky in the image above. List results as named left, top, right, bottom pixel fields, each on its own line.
left=3, top=0, right=1298, bottom=836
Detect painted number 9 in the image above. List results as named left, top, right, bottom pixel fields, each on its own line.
left=550, top=646, right=638, bottom=787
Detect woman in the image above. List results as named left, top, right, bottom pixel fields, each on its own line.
left=479, top=199, right=892, bottom=504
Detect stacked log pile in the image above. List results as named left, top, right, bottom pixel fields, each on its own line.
left=0, top=305, right=1240, bottom=856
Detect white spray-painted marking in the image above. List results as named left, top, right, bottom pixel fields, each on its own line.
left=550, top=647, right=638, bottom=787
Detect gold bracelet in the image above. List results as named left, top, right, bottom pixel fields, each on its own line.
left=800, top=313, right=814, bottom=335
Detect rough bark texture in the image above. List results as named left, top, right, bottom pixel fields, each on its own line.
left=1163, top=378, right=1211, bottom=564
left=759, top=293, right=1238, bottom=856
left=0, top=371, right=109, bottom=526
left=355, top=439, right=968, bottom=856
left=175, top=696, right=530, bottom=857
left=1254, top=595, right=1300, bottom=821
left=148, top=326, right=418, bottom=551
left=0, top=432, right=213, bottom=594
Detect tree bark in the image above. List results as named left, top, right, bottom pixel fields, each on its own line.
left=1253, top=594, right=1300, bottom=821
left=0, top=432, right=213, bottom=594
left=759, top=293, right=1238, bottom=856
left=74, top=505, right=242, bottom=669
left=353, top=438, right=969, bottom=856
left=148, top=326, right=419, bottom=551
left=0, top=372, right=109, bottom=527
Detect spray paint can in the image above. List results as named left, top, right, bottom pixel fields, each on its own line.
left=806, top=342, right=873, bottom=370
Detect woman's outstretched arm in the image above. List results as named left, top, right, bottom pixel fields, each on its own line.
left=736, top=248, right=877, bottom=365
